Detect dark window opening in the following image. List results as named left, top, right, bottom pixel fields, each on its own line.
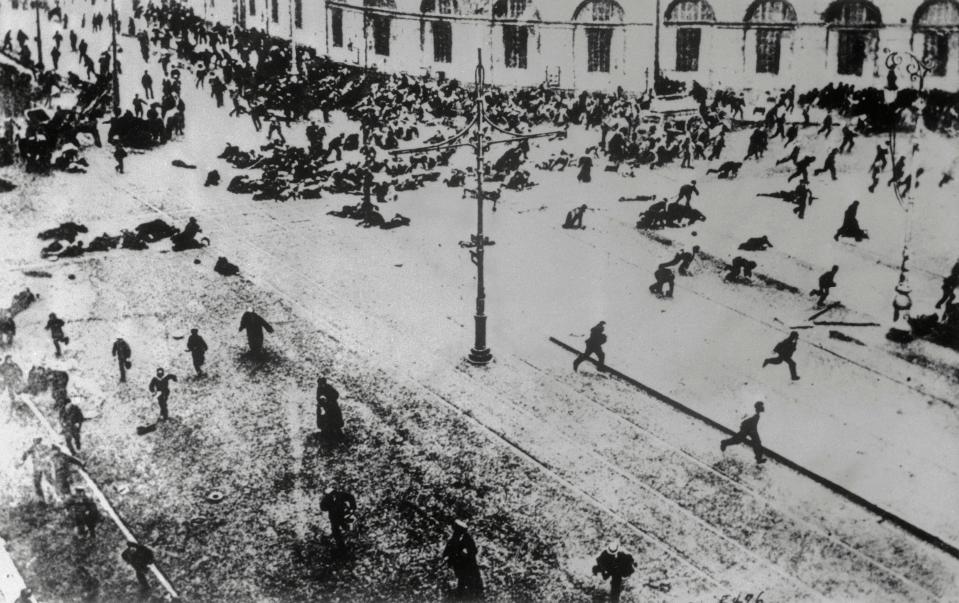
left=503, top=24, right=528, bottom=68
left=675, top=27, right=701, bottom=71
left=923, top=31, right=949, bottom=76
left=271, top=0, right=278, bottom=23
left=755, top=28, right=782, bottom=73
left=837, top=30, right=867, bottom=75
left=433, top=20, right=452, bottom=63
left=586, top=28, right=612, bottom=72
left=248, top=0, right=255, bottom=17
left=372, top=15, right=391, bottom=56
left=331, top=8, right=343, bottom=47
left=294, top=0, right=302, bottom=28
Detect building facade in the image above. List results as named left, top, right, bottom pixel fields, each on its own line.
left=189, top=0, right=959, bottom=93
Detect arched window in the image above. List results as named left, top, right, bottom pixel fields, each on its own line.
left=824, top=1, right=881, bottom=76
left=665, top=0, right=716, bottom=24
left=493, top=0, right=535, bottom=19
left=421, top=0, right=457, bottom=63
left=914, top=0, right=959, bottom=76
left=421, top=0, right=458, bottom=15
left=573, top=1, right=624, bottom=73
left=573, top=0, right=625, bottom=22
left=745, top=0, right=797, bottom=74
left=665, top=0, right=715, bottom=72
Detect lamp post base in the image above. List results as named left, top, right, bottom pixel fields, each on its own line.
left=467, top=346, right=492, bottom=366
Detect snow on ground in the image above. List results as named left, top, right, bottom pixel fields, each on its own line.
left=1, top=7, right=959, bottom=602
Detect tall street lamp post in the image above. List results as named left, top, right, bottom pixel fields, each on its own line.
left=883, top=50, right=933, bottom=343
left=393, top=50, right=564, bottom=365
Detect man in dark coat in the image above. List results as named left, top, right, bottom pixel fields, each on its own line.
left=186, top=328, right=208, bottom=377
left=111, top=337, right=132, bottom=383
left=121, top=541, right=155, bottom=594
left=810, top=265, right=839, bottom=307
left=239, top=309, right=273, bottom=356
left=833, top=200, right=868, bottom=242
left=67, top=487, right=101, bottom=537
left=573, top=321, right=606, bottom=372
left=320, top=487, right=356, bottom=551
left=721, top=401, right=767, bottom=463
left=148, top=368, right=177, bottom=420
left=443, top=520, right=484, bottom=598
left=45, top=312, right=69, bottom=357
left=576, top=155, right=593, bottom=183
left=60, top=398, right=85, bottom=454
left=762, top=331, right=800, bottom=381
left=316, top=376, right=343, bottom=441
left=592, top=541, right=636, bottom=602
left=676, top=180, right=699, bottom=206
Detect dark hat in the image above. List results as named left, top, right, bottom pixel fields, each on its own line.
left=755, top=401, right=766, bottom=411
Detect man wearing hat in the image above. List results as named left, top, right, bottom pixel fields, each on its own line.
left=44, top=312, right=69, bottom=357
left=148, top=368, right=178, bottom=421
left=111, top=337, right=132, bottom=383
left=443, top=519, right=484, bottom=597
left=320, top=487, right=356, bottom=552
left=60, top=398, right=85, bottom=455
left=573, top=321, right=607, bottom=372
left=721, top=401, right=767, bottom=464
left=592, top=540, right=636, bottom=602
left=121, top=541, right=155, bottom=594
left=186, top=328, right=208, bottom=378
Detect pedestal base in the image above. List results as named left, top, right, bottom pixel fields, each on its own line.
left=467, top=346, right=492, bottom=365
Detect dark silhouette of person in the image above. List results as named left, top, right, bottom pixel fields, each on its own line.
left=111, top=337, right=132, bottom=383
left=320, top=487, right=356, bottom=551
left=443, top=520, right=484, bottom=598
left=661, top=246, right=699, bottom=276
left=776, top=146, right=800, bottom=166
left=762, top=332, right=800, bottom=381
left=577, top=155, right=593, bottom=183
left=872, top=144, right=888, bottom=171
left=838, top=124, right=857, bottom=153
left=562, top=204, right=588, bottom=229
left=676, top=180, right=699, bottom=205
left=148, top=368, right=177, bottom=420
left=834, top=200, right=868, bottom=242
left=121, top=541, right=154, bottom=594
left=814, top=148, right=840, bottom=180
left=721, top=401, right=767, bottom=463
left=186, top=328, right=208, bottom=377
left=592, top=541, right=636, bottom=602
left=573, top=321, right=606, bottom=372
left=45, top=312, right=69, bottom=357
left=810, top=265, right=839, bottom=307
left=141, top=70, right=153, bottom=98
left=724, top=256, right=757, bottom=282
left=316, top=376, right=344, bottom=442
left=787, top=155, right=815, bottom=183
left=817, top=113, right=834, bottom=137
left=239, top=309, right=274, bottom=356
left=936, top=272, right=958, bottom=309
left=738, top=236, right=773, bottom=251
left=649, top=263, right=676, bottom=298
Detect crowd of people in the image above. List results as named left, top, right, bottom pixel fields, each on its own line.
left=3, top=0, right=959, bottom=600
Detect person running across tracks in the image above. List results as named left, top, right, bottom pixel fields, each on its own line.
left=573, top=321, right=607, bottom=372
left=721, top=401, right=767, bottom=464
left=762, top=331, right=800, bottom=381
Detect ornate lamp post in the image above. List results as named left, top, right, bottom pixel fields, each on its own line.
left=393, top=50, right=564, bottom=365
left=883, top=50, right=934, bottom=343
